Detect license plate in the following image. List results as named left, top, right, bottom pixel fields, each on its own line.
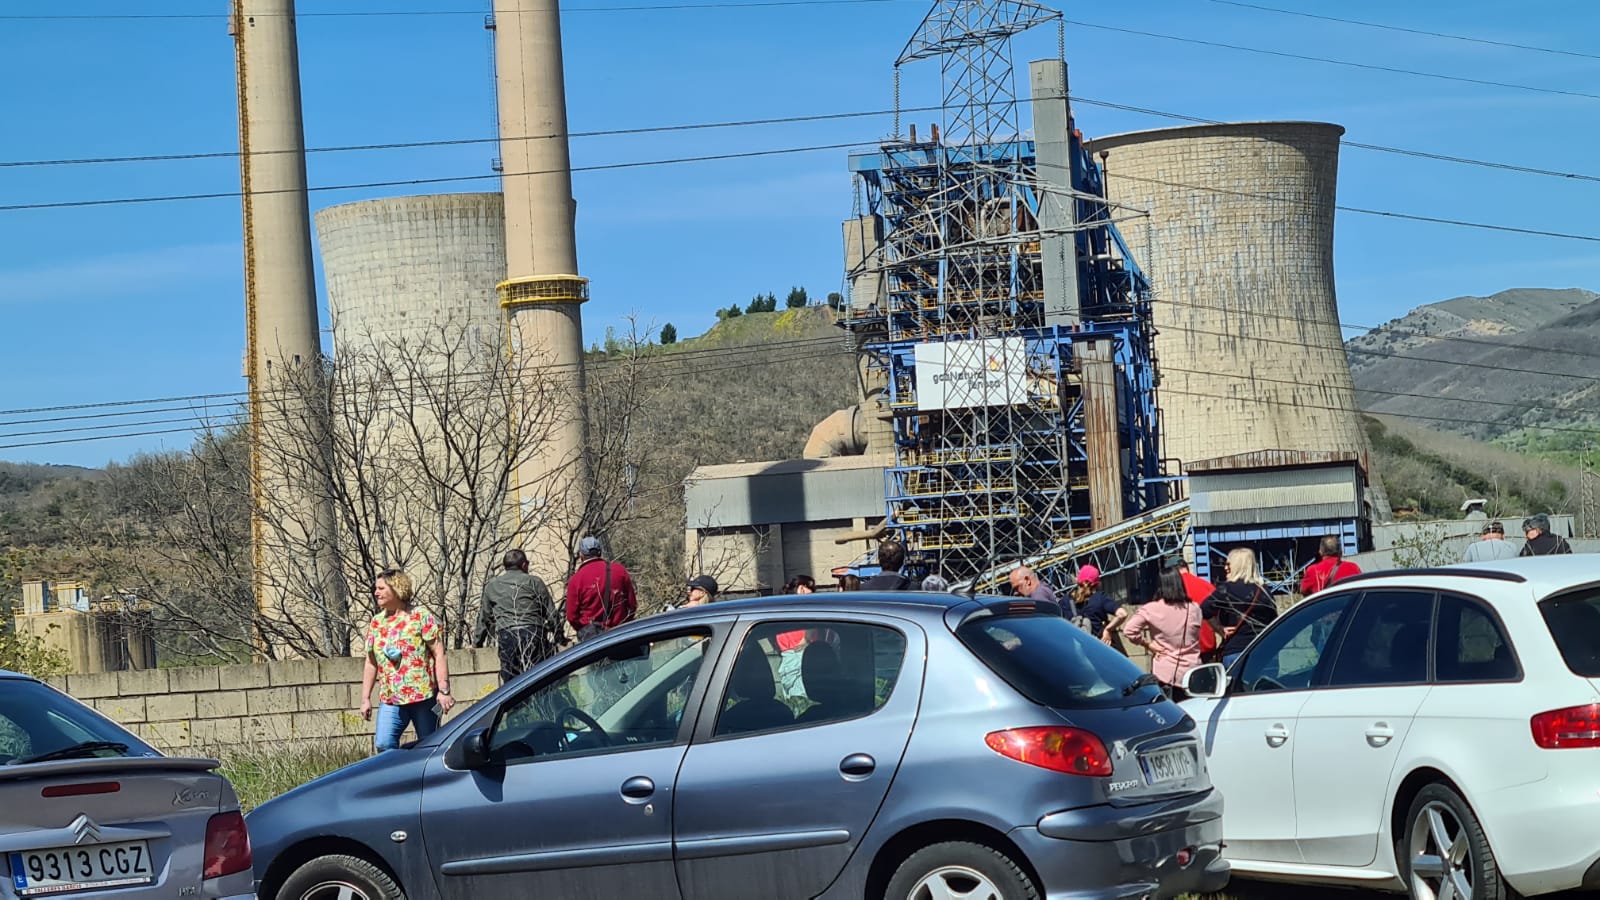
left=1140, top=745, right=1196, bottom=785
left=10, top=840, right=154, bottom=896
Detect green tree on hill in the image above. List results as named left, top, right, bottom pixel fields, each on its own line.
left=659, top=323, right=677, bottom=345
left=746, top=293, right=777, bottom=314
left=785, top=286, right=809, bottom=309
left=827, top=292, right=844, bottom=310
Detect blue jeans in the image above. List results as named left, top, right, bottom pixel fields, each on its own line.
left=374, top=698, right=440, bottom=751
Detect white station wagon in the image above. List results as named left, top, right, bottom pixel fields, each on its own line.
left=1181, top=557, right=1600, bottom=900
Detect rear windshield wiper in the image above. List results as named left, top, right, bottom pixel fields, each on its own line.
left=1121, top=673, right=1161, bottom=697
left=12, top=741, right=130, bottom=765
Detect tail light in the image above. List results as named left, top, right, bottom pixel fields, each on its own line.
left=1531, top=704, right=1600, bottom=749
left=203, top=811, right=252, bottom=880
left=985, top=727, right=1113, bottom=776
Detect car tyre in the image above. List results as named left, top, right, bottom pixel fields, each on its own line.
left=885, top=840, right=1039, bottom=900
left=1401, top=783, right=1515, bottom=900
left=277, top=853, right=405, bottom=900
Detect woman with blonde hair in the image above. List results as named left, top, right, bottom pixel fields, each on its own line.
left=360, top=568, right=455, bottom=752
left=1200, top=547, right=1278, bottom=668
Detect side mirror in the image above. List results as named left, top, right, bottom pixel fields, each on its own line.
left=1182, top=663, right=1227, bottom=699
left=446, top=727, right=492, bottom=770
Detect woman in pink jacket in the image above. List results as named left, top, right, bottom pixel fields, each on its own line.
left=1122, top=567, right=1204, bottom=700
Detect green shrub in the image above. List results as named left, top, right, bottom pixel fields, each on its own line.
left=214, top=739, right=369, bottom=812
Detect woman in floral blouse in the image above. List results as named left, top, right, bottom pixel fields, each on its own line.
left=359, top=569, right=455, bottom=751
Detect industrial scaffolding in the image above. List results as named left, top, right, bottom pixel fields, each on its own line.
left=841, top=0, right=1168, bottom=583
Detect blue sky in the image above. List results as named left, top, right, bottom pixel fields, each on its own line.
left=2, top=0, right=1598, bottom=466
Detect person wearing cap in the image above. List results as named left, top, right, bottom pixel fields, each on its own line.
left=684, top=574, right=719, bottom=607
left=564, top=536, right=637, bottom=641
left=473, top=548, right=560, bottom=683
left=1463, top=521, right=1520, bottom=563
left=1520, top=514, right=1573, bottom=557
left=1071, top=565, right=1126, bottom=651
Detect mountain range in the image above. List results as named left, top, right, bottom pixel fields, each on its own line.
left=1347, top=287, right=1600, bottom=444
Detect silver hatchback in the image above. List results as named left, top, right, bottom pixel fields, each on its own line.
left=250, top=593, right=1228, bottom=900
left=0, top=670, right=254, bottom=900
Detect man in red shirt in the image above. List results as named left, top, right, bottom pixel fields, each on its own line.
left=1300, top=535, right=1361, bottom=595
left=564, top=536, right=637, bottom=641
left=1168, top=556, right=1214, bottom=604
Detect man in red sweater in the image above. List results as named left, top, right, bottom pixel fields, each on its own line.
left=1300, top=535, right=1361, bottom=595
left=564, top=536, right=637, bottom=641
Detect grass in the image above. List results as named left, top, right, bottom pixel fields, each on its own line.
left=214, top=739, right=370, bottom=812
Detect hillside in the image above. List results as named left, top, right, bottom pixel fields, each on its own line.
left=1349, top=287, right=1600, bottom=440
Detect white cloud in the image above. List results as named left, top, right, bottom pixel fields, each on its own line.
left=0, top=242, right=237, bottom=306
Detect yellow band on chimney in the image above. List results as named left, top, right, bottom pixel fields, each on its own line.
left=497, top=274, right=590, bottom=308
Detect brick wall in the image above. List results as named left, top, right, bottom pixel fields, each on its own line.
left=42, top=649, right=502, bottom=753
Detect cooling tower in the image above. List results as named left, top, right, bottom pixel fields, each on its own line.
left=315, top=193, right=506, bottom=351
left=1085, top=122, right=1371, bottom=472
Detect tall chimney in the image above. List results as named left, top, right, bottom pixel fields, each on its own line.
left=493, top=0, right=593, bottom=580
left=232, top=0, right=345, bottom=655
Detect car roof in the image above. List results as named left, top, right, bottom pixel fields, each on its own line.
left=686, top=590, right=989, bottom=617
left=0, top=669, right=33, bottom=681
left=1332, top=556, right=1600, bottom=601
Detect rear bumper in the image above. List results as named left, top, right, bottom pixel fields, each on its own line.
left=1013, top=790, right=1228, bottom=899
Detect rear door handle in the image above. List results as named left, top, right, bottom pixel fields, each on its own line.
left=1365, top=724, right=1395, bottom=747
left=1264, top=725, right=1289, bottom=748
left=620, top=776, right=656, bottom=799
left=840, top=754, right=877, bottom=779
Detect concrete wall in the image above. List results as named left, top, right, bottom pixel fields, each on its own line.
left=316, top=192, right=506, bottom=351
left=42, top=650, right=502, bottom=753
left=1086, top=123, right=1374, bottom=483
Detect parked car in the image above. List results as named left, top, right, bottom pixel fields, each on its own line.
left=0, top=669, right=254, bottom=900
left=1181, top=557, right=1600, bottom=899
left=248, top=592, right=1228, bottom=900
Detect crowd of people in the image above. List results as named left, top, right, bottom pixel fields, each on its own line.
left=358, top=514, right=1578, bottom=749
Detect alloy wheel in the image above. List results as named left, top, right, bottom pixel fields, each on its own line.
left=295, top=881, right=373, bottom=900
left=908, top=863, right=1005, bottom=900
left=1409, top=800, right=1476, bottom=900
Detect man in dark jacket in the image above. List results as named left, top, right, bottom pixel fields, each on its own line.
left=564, top=536, right=638, bottom=640
left=474, top=549, right=560, bottom=683
left=862, top=539, right=916, bottom=591
left=1521, top=514, right=1573, bottom=556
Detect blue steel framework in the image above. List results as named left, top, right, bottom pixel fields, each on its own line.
left=1192, top=519, right=1360, bottom=594
left=842, top=136, right=1166, bottom=582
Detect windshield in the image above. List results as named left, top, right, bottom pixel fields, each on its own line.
left=1539, top=587, right=1600, bottom=677
left=0, top=679, right=156, bottom=765
left=956, top=613, right=1160, bottom=708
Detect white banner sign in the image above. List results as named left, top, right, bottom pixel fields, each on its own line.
left=913, top=337, right=1029, bottom=411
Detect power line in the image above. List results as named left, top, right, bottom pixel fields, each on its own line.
left=0, top=139, right=876, bottom=212
left=1200, top=0, right=1600, bottom=63
left=1062, top=17, right=1600, bottom=103
left=0, top=1, right=909, bottom=21
left=0, top=103, right=950, bottom=170
left=1068, top=96, right=1600, bottom=186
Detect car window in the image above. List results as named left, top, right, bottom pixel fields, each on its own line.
left=1539, top=586, right=1600, bottom=677
left=1435, top=593, right=1518, bottom=683
left=1327, top=590, right=1433, bottom=687
left=487, top=630, right=711, bottom=765
left=0, top=679, right=155, bottom=765
left=956, top=612, right=1158, bottom=709
left=1235, top=594, right=1353, bottom=694
left=714, top=621, right=906, bottom=738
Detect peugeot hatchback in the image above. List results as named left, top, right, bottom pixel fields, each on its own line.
left=0, top=669, right=254, bottom=900
left=249, top=592, right=1227, bottom=900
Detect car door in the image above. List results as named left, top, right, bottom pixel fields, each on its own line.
left=1293, top=589, right=1434, bottom=867
left=418, top=625, right=720, bottom=900
left=671, top=615, right=923, bottom=900
left=1194, top=592, right=1353, bottom=865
